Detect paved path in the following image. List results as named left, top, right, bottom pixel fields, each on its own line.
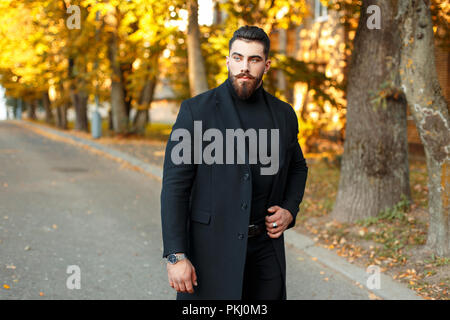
left=0, top=121, right=377, bottom=299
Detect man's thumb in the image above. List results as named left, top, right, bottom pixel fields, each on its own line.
left=192, top=269, right=198, bottom=286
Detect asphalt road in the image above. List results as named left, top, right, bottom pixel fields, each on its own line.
left=0, top=121, right=373, bottom=299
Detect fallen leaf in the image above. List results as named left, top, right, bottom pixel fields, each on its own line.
left=368, top=293, right=379, bottom=300
left=3, top=284, right=10, bottom=289
left=311, top=257, right=318, bottom=261
left=39, top=292, right=44, bottom=296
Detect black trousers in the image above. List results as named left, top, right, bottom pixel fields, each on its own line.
left=241, top=231, right=284, bottom=300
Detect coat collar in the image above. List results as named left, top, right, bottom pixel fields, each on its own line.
left=214, top=79, right=287, bottom=171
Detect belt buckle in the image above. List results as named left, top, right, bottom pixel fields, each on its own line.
left=248, top=224, right=256, bottom=238
left=248, top=224, right=260, bottom=238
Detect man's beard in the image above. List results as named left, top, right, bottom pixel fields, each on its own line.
left=228, top=69, right=264, bottom=100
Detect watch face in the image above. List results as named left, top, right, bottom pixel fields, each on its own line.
left=168, top=254, right=177, bottom=264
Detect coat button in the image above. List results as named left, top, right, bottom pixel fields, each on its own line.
left=238, top=233, right=244, bottom=240
left=241, top=203, right=248, bottom=210
left=243, top=173, right=249, bottom=181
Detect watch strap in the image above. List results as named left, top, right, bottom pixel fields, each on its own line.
left=174, top=253, right=186, bottom=262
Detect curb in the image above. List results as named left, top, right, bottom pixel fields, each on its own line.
left=284, top=231, right=423, bottom=300
left=14, top=119, right=424, bottom=300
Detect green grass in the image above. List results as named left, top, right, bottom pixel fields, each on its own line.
left=356, top=195, right=411, bottom=227
left=425, top=255, right=450, bottom=267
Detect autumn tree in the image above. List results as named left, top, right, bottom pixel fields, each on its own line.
left=187, top=0, right=209, bottom=96
left=396, top=0, right=449, bottom=256
left=331, top=0, right=411, bottom=222
left=332, top=0, right=449, bottom=257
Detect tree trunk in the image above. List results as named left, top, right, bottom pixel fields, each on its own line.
left=68, top=57, right=89, bottom=132
left=27, top=100, right=37, bottom=120
left=396, top=0, right=450, bottom=256
left=132, top=109, right=149, bottom=135
left=331, top=0, right=411, bottom=222
left=56, top=103, right=68, bottom=130
left=277, top=28, right=287, bottom=96
left=108, top=30, right=129, bottom=134
left=70, top=90, right=89, bottom=132
left=42, top=91, right=54, bottom=124
left=132, top=79, right=157, bottom=135
left=121, top=62, right=133, bottom=120
left=187, top=0, right=209, bottom=97
left=108, top=109, right=114, bottom=130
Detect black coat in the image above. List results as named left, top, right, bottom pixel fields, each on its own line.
left=160, top=79, right=308, bottom=300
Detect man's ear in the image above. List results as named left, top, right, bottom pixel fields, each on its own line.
left=264, top=59, right=271, bottom=73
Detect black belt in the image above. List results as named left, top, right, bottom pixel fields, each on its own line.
left=248, top=222, right=266, bottom=238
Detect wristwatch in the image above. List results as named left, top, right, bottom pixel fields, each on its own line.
left=167, top=253, right=186, bottom=264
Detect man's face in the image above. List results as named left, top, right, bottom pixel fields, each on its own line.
left=226, top=39, right=271, bottom=100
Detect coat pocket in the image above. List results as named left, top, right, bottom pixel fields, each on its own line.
left=190, top=209, right=211, bottom=225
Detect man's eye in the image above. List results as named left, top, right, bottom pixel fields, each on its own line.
left=234, top=56, right=241, bottom=60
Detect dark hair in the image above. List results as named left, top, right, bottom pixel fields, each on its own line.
left=229, top=25, right=270, bottom=60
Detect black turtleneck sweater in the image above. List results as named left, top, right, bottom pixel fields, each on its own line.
left=225, top=78, right=275, bottom=225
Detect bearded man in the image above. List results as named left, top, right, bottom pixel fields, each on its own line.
left=161, top=25, right=308, bottom=300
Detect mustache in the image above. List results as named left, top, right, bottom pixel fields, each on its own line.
left=235, top=73, right=254, bottom=79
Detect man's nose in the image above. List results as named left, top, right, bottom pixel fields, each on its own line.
left=241, top=59, right=250, bottom=72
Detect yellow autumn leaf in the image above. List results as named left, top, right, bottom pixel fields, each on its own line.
left=368, top=293, right=379, bottom=300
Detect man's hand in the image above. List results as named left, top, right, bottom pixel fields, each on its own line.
left=265, top=205, right=294, bottom=238
left=167, top=256, right=198, bottom=294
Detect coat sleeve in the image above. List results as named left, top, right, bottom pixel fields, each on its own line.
left=281, top=108, right=308, bottom=230
left=160, top=100, right=197, bottom=258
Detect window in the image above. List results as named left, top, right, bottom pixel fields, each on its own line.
left=314, top=0, right=328, bottom=22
